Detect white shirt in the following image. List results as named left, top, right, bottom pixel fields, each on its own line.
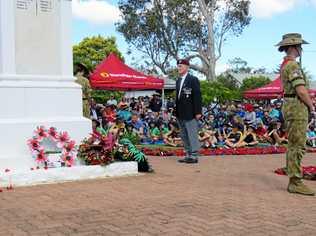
left=107, top=99, right=117, bottom=106
left=178, top=73, right=188, bottom=99
left=90, top=109, right=98, bottom=120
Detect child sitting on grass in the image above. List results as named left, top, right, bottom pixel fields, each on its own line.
left=264, top=121, right=288, bottom=146
left=148, top=121, right=160, bottom=143
left=235, top=125, right=259, bottom=148
left=199, top=129, right=217, bottom=148
left=306, top=125, right=316, bottom=148
left=224, top=124, right=243, bottom=148
left=163, top=122, right=183, bottom=147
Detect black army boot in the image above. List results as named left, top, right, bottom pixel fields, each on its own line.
left=287, top=177, right=315, bottom=196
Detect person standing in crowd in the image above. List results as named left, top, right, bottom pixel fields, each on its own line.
left=166, top=97, right=175, bottom=110
left=277, top=33, right=315, bottom=196
left=107, top=95, right=118, bottom=107
left=175, top=59, right=202, bottom=164
left=149, top=93, right=162, bottom=113
left=129, top=97, right=137, bottom=110
left=89, top=99, right=99, bottom=120
left=74, top=62, right=91, bottom=119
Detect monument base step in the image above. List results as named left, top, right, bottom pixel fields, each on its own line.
left=0, top=161, right=138, bottom=187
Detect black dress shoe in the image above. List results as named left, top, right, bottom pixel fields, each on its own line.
left=178, top=158, right=190, bottom=163
left=185, top=158, right=198, bottom=164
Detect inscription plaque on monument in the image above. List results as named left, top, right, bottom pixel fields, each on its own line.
left=16, top=0, right=33, bottom=10
left=15, top=0, right=61, bottom=75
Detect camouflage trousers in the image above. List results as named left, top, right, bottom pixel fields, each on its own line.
left=285, top=119, right=307, bottom=178
left=83, top=99, right=90, bottom=118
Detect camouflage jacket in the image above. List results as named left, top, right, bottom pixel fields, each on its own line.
left=281, top=59, right=308, bottom=121
left=75, top=75, right=92, bottom=100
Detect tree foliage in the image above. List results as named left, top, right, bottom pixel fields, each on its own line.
left=228, top=57, right=251, bottom=73
left=228, top=57, right=269, bottom=74
left=240, top=76, right=271, bottom=91
left=91, top=91, right=124, bottom=105
left=73, top=36, right=124, bottom=103
left=73, top=35, right=123, bottom=73
left=117, top=0, right=251, bottom=80
left=216, top=74, right=239, bottom=90
left=200, top=80, right=241, bottom=105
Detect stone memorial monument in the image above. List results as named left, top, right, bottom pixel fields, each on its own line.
left=0, top=0, right=91, bottom=171
left=0, top=1, right=137, bottom=187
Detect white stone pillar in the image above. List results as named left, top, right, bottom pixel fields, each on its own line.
left=0, top=0, right=16, bottom=74
left=0, top=0, right=91, bottom=171
left=60, top=0, right=74, bottom=77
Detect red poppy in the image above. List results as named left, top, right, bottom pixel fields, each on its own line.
left=35, top=126, right=48, bottom=141
left=36, top=149, right=47, bottom=163
left=64, top=140, right=76, bottom=152
left=57, top=131, right=70, bottom=148
left=48, top=127, right=58, bottom=140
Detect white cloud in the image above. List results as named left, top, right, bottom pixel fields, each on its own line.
left=310, top=0, right=316, bottom=6
left=250, top=0, right=316, bottom=18
left=215, top=63, right=230, bottom=75
left=250, top=0, right=298, bottom=18
left=72, top=0, right=121, bottom=24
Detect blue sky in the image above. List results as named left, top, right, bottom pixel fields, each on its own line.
left=72, top=0, right=316, bottom=79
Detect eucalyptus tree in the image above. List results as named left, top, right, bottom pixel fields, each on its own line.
left=117, top=0, right=251, bottom=80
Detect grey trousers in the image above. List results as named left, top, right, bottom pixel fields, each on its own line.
left=178, top=119, right=200, bottom=157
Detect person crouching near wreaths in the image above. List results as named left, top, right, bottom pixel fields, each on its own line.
left=122, top=123, right=140, bottom=145
left=277, top=33, right=315, bottom=196
left=115, top=138, right=154, bottom=173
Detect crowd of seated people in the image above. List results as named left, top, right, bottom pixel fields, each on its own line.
left=89, top=94, right=316, bottom=149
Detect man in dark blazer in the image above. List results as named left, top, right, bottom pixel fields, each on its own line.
left=175, top=59, right=202, bottom=163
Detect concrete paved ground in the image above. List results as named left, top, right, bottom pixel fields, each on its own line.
left=1, top=154, right=316, bottom=236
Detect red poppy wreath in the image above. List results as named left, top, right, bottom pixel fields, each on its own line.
left=27, top=126, right=76, bottom=167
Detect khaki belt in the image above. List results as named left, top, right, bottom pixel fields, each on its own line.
left=284, top=94, right=296, bottom=98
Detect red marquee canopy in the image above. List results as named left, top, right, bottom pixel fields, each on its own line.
left=89, top=53, right=164, bottom=91
left=244, top=76, right=316, bottom=99
left=243, top=77, right=283, bottom=99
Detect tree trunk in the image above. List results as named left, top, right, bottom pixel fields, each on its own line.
left=197, top=0, right=216, bottom=81
left=207, top=60, right=216, bottom=81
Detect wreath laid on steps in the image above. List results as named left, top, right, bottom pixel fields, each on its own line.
left=77, top=132, right=115, bottom=165
left=27, top=126, right=76, bottom=167
left=78, top=133, right=152, bottom=172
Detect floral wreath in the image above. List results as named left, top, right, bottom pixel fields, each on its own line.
left=27, top=126, right=76, bottom=167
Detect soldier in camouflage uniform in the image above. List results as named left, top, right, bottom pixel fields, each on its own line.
left=276, top=33, right=315, bottom=196
left=75, top=63, right=92, bottom=119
